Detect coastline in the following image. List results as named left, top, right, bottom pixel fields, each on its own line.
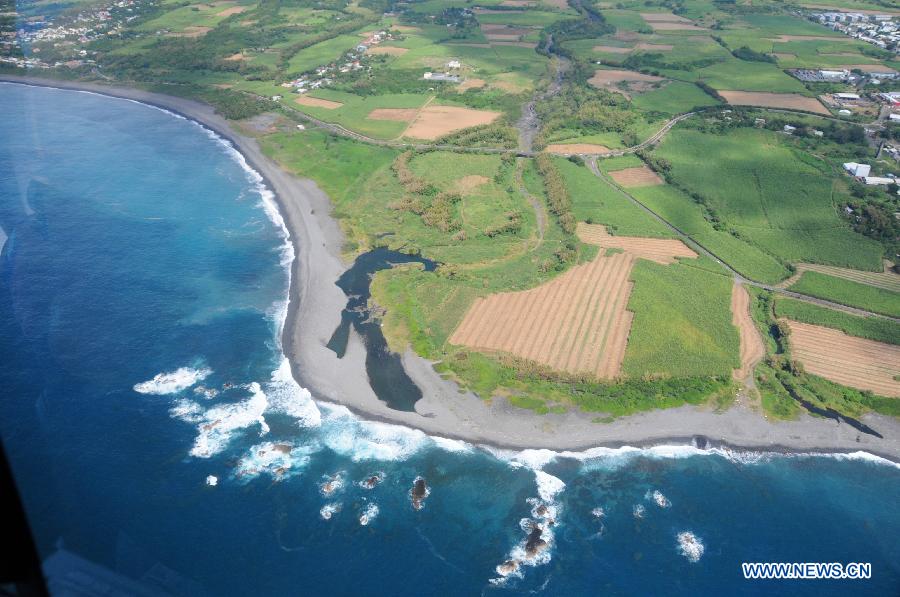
left=4, top=74, right=899, bottom=462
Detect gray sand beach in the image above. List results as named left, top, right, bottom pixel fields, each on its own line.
left=3, top=75, right=898, bottom=461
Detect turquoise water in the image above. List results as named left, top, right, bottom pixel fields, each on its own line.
left=1, top=83, right=899, bottom=596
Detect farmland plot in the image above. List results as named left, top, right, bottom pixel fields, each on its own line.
left=786, top=321, right=900, bottom=397
left=449, top=226, right=697, bottom=379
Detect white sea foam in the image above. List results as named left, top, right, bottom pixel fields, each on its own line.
left=319, top=403, right=430, bottom=462
left=358, top=472, right=384, bottom=489
left=677, top=531, right=705, bottom=563
left=508, top=448, right=558, bottom=471
left=359, top=502, right=379, bottom=526
left=192, top=385, right=219, bottom=399
left=205, top=475, right=218, bottom=486
left=534, top=470, right=565, bottom=503
left=591, top=507, right=605, bottom=519
left=134, top=367, right=211, bottom=395
left=430, top=435, right=473, bottom=454
left=319, top=472, right=345, bottom=497
left=169, top=399, right=205, bottom=423
left=234, top=440, right=319, bottom=481
left=490, top=466, right=564, bottom=585
left=265, top=358, right=321, bottom=428
left=830, top=450, right=900, bottom=470
left=320, top=503, right=341, bottom=520
left=633, top=504, right=645, bottom=519
left=190, top=382, right=269, bottom=458
left=646, top=490, right=671, bottom=508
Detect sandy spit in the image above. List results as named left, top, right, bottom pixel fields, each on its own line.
left=3, top=75, right=898, bottom=461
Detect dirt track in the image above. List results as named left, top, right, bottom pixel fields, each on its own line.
left=731, top=282, right=765, bottom=382
left=786, top=320, right=900, bottom=398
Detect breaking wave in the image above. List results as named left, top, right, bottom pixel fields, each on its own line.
left=677, top=531, right=705, bottom=563
left=235, top=440, right=319, bottom=482
left=134, top=366, right=211, bottom=395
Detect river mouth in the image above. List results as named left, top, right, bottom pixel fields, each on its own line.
left=326, top=247, right=438, bottom=412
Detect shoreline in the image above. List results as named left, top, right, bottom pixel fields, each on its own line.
left=4, top=74, right=900, bottom=462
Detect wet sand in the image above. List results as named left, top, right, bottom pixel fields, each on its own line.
left=3, top=74, right=899, bottom=461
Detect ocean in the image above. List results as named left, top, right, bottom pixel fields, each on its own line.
left=0, top=83, right=898, bottom=596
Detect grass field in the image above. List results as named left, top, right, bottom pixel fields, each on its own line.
left=286, top=32, right=366, bottom=74
left=555, top=158, right=673, bottom=237
left=628, top=184, right=792, bottom=284
left=653, top=126, right=884, bottom=272
left=774, top=297, right=900, bottom=345
left=631, top=81, right=720, bottom=115
left=788, top=271, right=900, bottom=318
left=290, top=90, right=431, bottom=139
left=622, top=256, right=739, bottom=378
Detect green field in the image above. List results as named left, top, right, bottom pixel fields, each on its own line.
left=629, top=184, right=793, bottom=284
left=774, top=297, right=900, bottom=345
left=623, top=257, right=740, bottom=378
left=291, top=90, right=431, bottom=140
left=555, top=158, right=674, bottom=237
left=286, top=32, right=366, bottom=74
left=653, top=126, right=884, bottom=272
left=631, top=81, right=720, bottom=115
left=789, top=271, right=900, bottom=318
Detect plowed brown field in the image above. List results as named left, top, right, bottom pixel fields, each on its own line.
left=366, top=46, right=408, bottom=56
left=295, top=96, right=343, bottom=109
left=785, top=320, right=900, bottom=397
left=450, top=225, right=696, bottom=379
left=719, top=91, right=830, bottom=115
left=640, top=12, right=691, bottom=22
left=449, top=252, right=637, bottom=378
left=731, top=283, right=765, bottom=381
left=367, top=108, right=418, bottom=121
left=589, top=69, right=664, bottom=88
left=609, top=166, right=664, bottom=187
left=576, top=223, right=696, bottom=264
left=403, top=105, right=501, bottom=140
left=781, top=261, right=900, bottom=293
left=544, top=143, right=611, bottom=155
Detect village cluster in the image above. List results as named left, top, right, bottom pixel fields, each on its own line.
left=1, top=0, right=155, bottom=70
left=279, top=29, right=464, bottom=97
left=809, top=10, right=900, bottom=51
left=280, top=30, right=400, bottom=95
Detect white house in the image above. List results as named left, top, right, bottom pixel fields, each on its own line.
left=447, top=60, right=461, bottom=69
left=889, top=113, right=900, bottom=122
left=864, top=176, right=894, bottom=185
left=844, top=162, right=871, bottom=177
left=835, top=92, right=860, bottom=100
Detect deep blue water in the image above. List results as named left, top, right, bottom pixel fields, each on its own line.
left=1, top=83, right=899, bottom=596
